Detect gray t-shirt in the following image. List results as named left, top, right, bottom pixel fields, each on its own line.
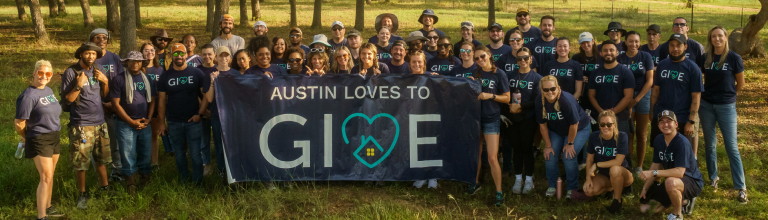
left=210, top=35, right=245, bottom=54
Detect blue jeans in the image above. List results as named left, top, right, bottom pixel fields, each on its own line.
left=201, top=118, right=212, bottom=165
left=116, top=119, right=152, bottom=176
left=105, top=114, right=122, bottom=174
left=211, top=117, right=226, bottom=174
left=167, top=121, right=204, bottom=183
left=544, top=124, right=592, bottom=190
left=700, top=100, right=745, bottom=190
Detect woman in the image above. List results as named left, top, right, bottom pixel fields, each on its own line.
left=410, top=50, right=439, bottom=189
left=271, top=37, right=288, bottom=71
left=468, top=47, right=510, bottom=207
left=181, top=34, right=201, bottom=68
left=426, top=37, right=461, bottom=76
left=375, top=27, right=393, bottom=64
left=245, top=35, right=287, bottom=77
left=495, top=30, right=538, bottom=75
left=453, top=21, right=483, bottom=59
left=449, top=42, right=477, bottom=78
left=503, top=48, right=542, bottom=195
left=424, top=30, right=440, bottom=58
left=204, top=46, right=239, bottom=175
left=542, top=37, right=583, bottom=100
left=536, top=75, right=592, bottom=199
left=617, top=31, right=655, bottom=174
left=330, top=46, right=355, bottom=74
left=141, top=43, right=167, bottom=167
left=233, top=49, right=251, bottom=74
left=572, top=32, right=600, bottom=127
left=369, top=13, right=403, bottom=44
left=15, top=60, right=63, bottom=219
left=583, top=110, right=633, bottom=213
left=351, top=43, right=390, bottom=76
left=284, top=47, right=307, bottom=75
left=700, top=26, right=747, bottom=203
left=306, top=51, right=329, bottom=76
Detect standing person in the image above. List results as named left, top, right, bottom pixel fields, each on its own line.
left=346, top=29, right=363, bottom=66
left=617, top=31, right=655, bottom=173
left=204, top=46, right=239, bottom=176
left=639, top=110, right=703, bottom=220
left=285, top=47, right=308, bottom=74
left=109, top=51, right=156, bottom=193
left=351, top=43, right=391, bottom=76
left=537, top=75, right=592, bottom=199
left=328, top=21, right=348, bottom=50
left=486, top=23, right=512, bottom=62
left=658, top=17, right=705, bottom=63
left=61, top=43, right=112, bottom=209
left=424, top=30, right=440, bottom=58
left=149, top=29, right=173, bottom=70
left=15, top=60, right=63, bottom=219
left=542, top=37, right=583, bottom=99
left=330, top=46, right=354, bottom=74
left=271, top=37, right=288, bottom=71
left=572, top=32, right=600, bottom=121
left=210, top=14, right=246, bottom=57
left=182, top=34, right=201, bottom=68
left=526, top=15, right=557, bottom=71
left=583, top=111, right=633, bottom=213
left=89, top=28, right=124, bottom=182
left=700, top=26, right=747, bottom=203
left=506, top=8, right=542, bottom=45
left=386, top=40, right=409, bottom=74
left=588, top=41, right=635, bottom=135
left=374, top=28, right=393, bottom=64
left=306, top=51, right=330, bottom=76
left=288, top=27, right=310, bottom=55
left=450, top=42, right=477, bottom=78
left=650, top=34, right=703, bottom=157
left=641, top=24, right=663, bottom=66
left=253, top=21, right=269, bottom=37
left=426, top=37, right=461, bottom=76
left=467, top=47, right=510, bottom=207
left=156, top=43, right=209, bottom=184
left=503, top=48, right=541, bottom=195
left=141, top=43, right=165, bottom=169
left=496, top=30, right=538, bottom=75
left=246, top=35, right=288, bottom=77
left=597, top=22, right=627, bottom=56
left=404, top=31, right=432, bottom=62
left=370, top=13, right=403, bottom=44
left=417, top=9, right=446, bottom=38
left=452, top=21, right=483, bottom=59
left=197, top=44, right=217, bottom=176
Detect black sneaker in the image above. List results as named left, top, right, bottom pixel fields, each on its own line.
left=494, top=191, right=504, bottom=207
left=36, top=216, right=49, bottom=220
left=605, top=199, right=622, bottom=214
left=682, top=197, right=696, bottom=215
left=466, top=183, right=481, bottom=195
left=738, top=190, right=749, bottom=204
left=76, top=192, right=89, bottom=209
left=45, top=205, right=64, bottom=217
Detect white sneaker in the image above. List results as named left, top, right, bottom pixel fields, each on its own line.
left=522, top=180, right=535, bottom=194
left=512, top=179, right=523, bottom=194
left=413, top=180, right=426, bottom=189
left=545, top=187, right=556, bottom=197
left=427, top=179, right=438, bottom=189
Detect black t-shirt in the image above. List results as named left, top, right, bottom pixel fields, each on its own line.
left=427, top=56, right=462, bottom=76
left=109, top=72, right=157, bottom=119
left=526, top=37, right=558, bottom=70
left=542, top=59, right=584, bottom=95
left=16, top=86, right=62, bottom=137
left=652, top=133, right=704, bottom=186
left=158, top=67, right=208, bottom=122
left=587, top=131, right=630, bottom=169
left=700, top=51, right=744, bottom=104
left=535, top=91, right=590, bottom=137
left=618, top=51, right=655, bottom=91
left=588, top=64, right=635, bottom=120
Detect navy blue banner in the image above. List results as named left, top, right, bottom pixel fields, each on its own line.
left=215, top=74, right=481, bottom=183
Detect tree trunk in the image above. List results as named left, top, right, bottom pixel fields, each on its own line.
left=28, top=0, right=50, bottom=44
left=239, top=0, right=247, bottom=27
left=729, top=0, right=768, bottom=58
left=119, top=0, right=136, bottom=57
left=106, top=0, right=120, bottom=33
left=366, top=0, right=371, bottom=5
left=289, top=0, right=296, bottom=27
left=57, top=0, right=67, bottom=15
left=48, top=0, right=59, bottom=17
left=79, top=0, right=95, bottom=27
left=97, top=0, right=104, bottom=5
left=251, top=0, right=260, bottom=20
left=207, top=0, right=215, bottom=31
left=134, top=0, right=142, bottom=27
left=15, top=0, right=27, bottom=20
left=212, top=0, right=230, bottom=40
left=488, top=0, right=495, bottom=29
left=355, top=0, right=364, bottom=31
left=311, top=0, right=321, bottom=29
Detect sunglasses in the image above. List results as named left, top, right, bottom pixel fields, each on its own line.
left=599, top=122, right=614, bottom=128
left=36, top=71, right=53, bottom=78
left=437, top=43, right=451, bottom=48
left=608, top=29, right=620, bottom=33
left=427, top=36, right=440, bottom=40
left=158, top=38, right=171, bottom=42
left=673, top=23, right=687, bottom=27
left=290, top=34, right=302, bottom=38
left=473, top=54, right=487, bottom=61
left=288, top=58, right=302, bottom=63
left=542, top=86, right=557, bottom=92
left=509, top=38, right=522, bottom=42
left=332, top=28, right=344, bottom=31
left=517, top=55, right=531, bottom=61
left=172, top=52, right=186, bottom=57
left=310, top=48, right=325, bottom=53
left=459, top=48, right=472, bottom=54
left=516, top=13, right=529, bottom=17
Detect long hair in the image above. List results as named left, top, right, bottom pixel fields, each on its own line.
left=408, top=50, right=427, bottom=73
left=437, top=36, right=455, bottom=64
left=331, top=46, right=354, bottom=73
left=359, top=43, right=380, bottom=72
left=539, top=75, right=562, bottom=120
left=140, top=43, right=161, bottom=71
left=471, top=46, right=496, bottom=79
left=704, top=26, right=729, bottom=70
left=598, top=110, right=620, bottom=145
left=307, top=51, right=330, bottom=72
left=271, top=37, right=286, bottom=60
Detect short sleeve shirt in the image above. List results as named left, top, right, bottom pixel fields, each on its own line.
left=96, top=50, right=124, bottom=80
left=618, top=51, right=655, bottom=91
left=587, top=131, right=630, bottom=169
left=61, top=64, right=106, bottom=126
left=653, top=58, right=704, bottom=123
left=701, top=51, right=743, bottom=104
left=427, top=56, right=462, bottom=76
left=652, top=133, right=704, bottom=185
left=158, top=67, right=207, bottom=122
left=488, top=44, right=513, bottom=62
left=16, top=87, right=62, bottom=137
left=526, top=37, right=558, bottom=70
left=478, top=68, right=510, bottom=123
left=109, top=72, right=157, bottom=119
left=535, top=92, right=590, bottom=137
left=507, top=26, right=542, bottom=45
left=588, top=65, right=635, bottom=120
left=542, top=59, right=584, bottom=95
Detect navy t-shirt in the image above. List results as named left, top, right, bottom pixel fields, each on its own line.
left=450, top=63, right=477, bottom=78
left=701, top=51, right=744, bottom=104
left=386, top=61, right=409, bottom=75
left=376, top=44, right=393, bottom=64
left=640, top=44, right=663, bottom=66
left=427, top=56, right=461, bottom=76
left=589, top=131, right=629, bottom=168
left=61, top=64, right=106, bottom=126
left=588, top=64, right=635, bottom=120
left=186, top=55, right=203, bottom=68
left=16, top=87, right=62, bottom=137
left=495, top=53, right=538, bottom=75
left=488, top=44, right=513, bottom=62
left=109, top=72, right=157, bottom=119
left=209, top=69, right=240, bottom=119
left=654, top=58, right=704, bottom=124
left=506, top=69, right=542, bottom=120
left=535, top=92, right=590, bottom=137
left=652, top=133, right=704, bottom=185
left=145, top=66, right=164, bottom=88
left=271, top=58, right=288, bottom=71
left=507, top=26, right=542, bottom=45
left=351, top=63, right=391, bottom=76
left=658, top=39, right=705, bottom=65
left=96, top=50, right=124, bottom=80
left=542, top=59, right=584, bottom=95
left=477, top=68, right=510, bottom=123
left=245, top=65, right=288, bottom=76
left=453, top=39, right=484, bottom=58
left=328, top=38, right=348, bottom=51
left=526, top=37, right=558, bottom=70
left=158, top=67, right=207, bottom=122
left=618, top=51, right=655, bottom=91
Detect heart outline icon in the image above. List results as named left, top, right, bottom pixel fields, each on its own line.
left=341, top=113, right=400, bottom=168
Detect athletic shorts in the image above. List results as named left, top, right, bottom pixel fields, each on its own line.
left=25, top=131, right=61, bottom=158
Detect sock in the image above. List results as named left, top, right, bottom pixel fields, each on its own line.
left=525, top=176, right=534, bottom=182
left=515, top=174, right=522, bottom=181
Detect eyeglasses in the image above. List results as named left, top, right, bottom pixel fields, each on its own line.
left=36, top=71, right=53, bottom=78
left=673, top=23, right=687, bottom=27
left=158, top=38, right=171, bottom=42
left=608, top=29, right=620, bottom=33
left=509, top=38, right=522, bottom=42
left=288, top=58, right=302, bottom=63
left=142, top=48, right=155, bottom=53
left=542, top=86, right=557, bottom=93
left=289, top=34, right=301, bottom=38
left=172, top=52, right=186, bottom=57
left=310, top=48, right=325, bottom=53
left=517, top=55, right=531, bottom=61
left=516, top=13, right=528, bottom=17
left=473, top=54, right=487, bottom=61
left=437, top=43, right=451, bottom=48
left=427, top=36, right=440, bottom=40
left=332, top=28, right=344, bottom=31
left=459, top=49, right=472, bottom=54
left=599, top=122, right=614, bottom=128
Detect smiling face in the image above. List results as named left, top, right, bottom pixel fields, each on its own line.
left=626, top=34, right=641, bottom=52
left=541, top=79, right=559, bottom=102
left=255, top=47, right=271, bottom=68
left=216, top=52, right=231, bottom=67
left=489, top=27, right=503, bottom=43
left=426, top=32, right=439, bottom=47
left=461, top=27, right=473, bottom=41
left=437, top=38, right=451, bottom=57
left=600, top=43, right=617, bottom=64
left=332, top=25, right=346, bottom=39
left=287, top=52, right=303, bottom=70
left=381, top=17, right=394, bottom=30
left=183, top=35, right=197, bottom=53
left=556, top=39, right=570, bottom=59
left=598, top=114, right=616, bottom=136
left=335, top=49, right=350, bottom=66
left=540, top=18, right=554, bottom=38
left=408, top=53, right=426, bottom=74
left=580, top=40, right=594, bottom=54
left=347, top=35, right=362, bottom=49
left=458, top=44, right=474, bottom=62
left=378, top=28, right=391, bottom=46
left=33, top=65, right=52, bottom=87
left=710, top=28, right=726, bottom=49
left=473, top=50, right=491, bottom=68
left=391, top=45, right=405, bottom=62
left=220, top=18, right=234, bottom=34
left=658, top=117, right=678, bottom=135
left=309, top=53, right=326, bottom=70
left=273, top=38, right=287, bottom=55
left=91, top=34, right=108, bottom=49
left=516, top=13, right=530, bottom=26
left=516, top=50, right=532, bottom=69
left=607, top=30, right=622, bottom=42
left=672, top=18, right=688, bottom=35
left=509, top=33, right=524, bottom=50
left=421, top=16, right=434, bottom=26
left=360, top=48, right=375, bottom=66
left=201, top=48, right=215, bottom=65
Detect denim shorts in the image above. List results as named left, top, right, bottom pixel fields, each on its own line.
left=482, top=120, right=501, bottom=135
left=633, top=91, right=651, bottom=114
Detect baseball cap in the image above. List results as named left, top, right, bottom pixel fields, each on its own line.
left=254, top=20, right=267, bottom=28
left=215, top=46, right=231, bottom=57
left=658, top=110, right=677, bottom=122
left=171, top=43, right=187, bottom=53
left=488, top=23, right=503, bottom=31
left=331, top=21, right=344, bottom=29
left=668, top=34, right=687, bottom=44
left=646, top=24, right=661, bottom=33
left=461, top=21, right=475, bottom=30
left=578, top=32, right=594, bottom=43
left=346, top=29, right=361, bottom=38
left=516, top=8, right=529, bottom=15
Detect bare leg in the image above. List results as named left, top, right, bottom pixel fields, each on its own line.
left=485, top=134, right=503, bottom=192
left=48, top=154, right=59, bottom=208
left=96, top=164, right=109, bottom=187
left=665, top=177, right=685, bottom=216
left=583, top=174, right=609, bottom=197
left=475, top=137, right=483, bottom=185
left=635, top=113, right=650, bottom=168
left=609, top=166, right=634, bottom=200
left=33, top=156, right=54, bottom=218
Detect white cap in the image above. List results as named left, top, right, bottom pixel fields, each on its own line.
left=578, top=32, right=594, bottom=43
left=253, top=21, right=267, bottom=28
left=331, top=21, right=345, bottom=29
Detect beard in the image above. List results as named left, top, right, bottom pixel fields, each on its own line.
left=542, top=31, right=552, bottom=38
left=173, top=58, right=185, bottom=67
left=221, top=27, right=232, bottom=34
left=491, top=38, right=501, bottom=44
left=603, top=55, right=616, bottom=64
left=670, top=54, right=686, bottom=62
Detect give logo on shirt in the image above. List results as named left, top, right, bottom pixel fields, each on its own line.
left=455, top=72, right=473, bottom=78
left=658, top=151, right=675, bottom=162
left=594, top=146, right=616, bottom=157
left=38, top=94, right=58, bottom=105
left=101, top=64, right=116, bottom=74
left=549, top=68, right=573, bottom=77
left=492, top=54, right=502, bottom=62
left=430, top=65, right=454, bottom=72
left=546, top=111, right=564, bottom=120
left=134, top=82, right=146, bottom=91
left=504, top=64, right=520, bottom=72
left=705, top=61, right=730, bottom=71
left=534, top=46, right=556, bottom=55
left=377, top=53, right=392, bottom=60
left=624, top=62, right=645, bottom=71
left=594, top=75, right=620, bottom=84
left=509, top=79, right=534, bottom=90
left=168, top=76, right=194, bottom=86
left=582, top=63, right=600, bottom=72
left=147, top=74, right=159, bottom=82
left=481, top=78, right=497, bottom=89
left=659, top=70, right=685, bottom=82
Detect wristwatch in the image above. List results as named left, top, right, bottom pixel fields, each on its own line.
left=567, top=142, right=574, bottom=146
left=688, top=119, right=696, bottom=124
left=73, top=86, right=82, bottom=91
left=490, top=94, right=496, bottom=101
left=652, top=170, right=658, bottom=177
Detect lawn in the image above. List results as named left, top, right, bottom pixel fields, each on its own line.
left=1, top=0, right=766, bottom=218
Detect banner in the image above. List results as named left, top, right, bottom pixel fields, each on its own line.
left=216, top=73, right=482, bottom=183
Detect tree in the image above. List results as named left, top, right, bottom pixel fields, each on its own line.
left=251, top=0, right=261, bottom=20
left=57, top=0, right=67, bottom=15
left=28, top=0, right=50, bottom=44
left=135, top=0, right=142, bottom=27
left=48, top=0, right=59, bottom=17
left=106, top=0, right=120, bottom=32
left=211, top=0, right=230, bottom=40
left=119, top=0, right=137, bottom=57
left=729, top=0, right=768, bottom=58
left=355, top=0, right=364, bottom=31
left=207, top=0, right=216, bottom=31
left=79, top=0, right=95, bottom=27
left=239, top=0, right=248, bottom=27
left=15, top=0, right=27, bottom=20
left=311, top=0, right=321, bottom=29
left=289, top=0, right=296, bottom=27
left=488, top=0, right=496, bottom=29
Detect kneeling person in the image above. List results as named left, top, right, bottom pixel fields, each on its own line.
left=583, top=110, right=633, bottom=213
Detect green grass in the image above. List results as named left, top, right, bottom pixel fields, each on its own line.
left=1, top=0, right=767, bottom=218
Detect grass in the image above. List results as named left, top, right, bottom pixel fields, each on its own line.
left=1, top=0, right=767, bottom=218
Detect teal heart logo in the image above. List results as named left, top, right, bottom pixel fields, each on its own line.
left=631, top=64, right=638, bottom=71
left=670, top=71, right=679, bottom=79
left=179, top=77, right=188, bottom=84
left=341, top=113, right=400, bottom=168
left=135, top=82, right=145, bottom=91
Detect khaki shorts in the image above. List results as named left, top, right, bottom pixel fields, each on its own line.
left=69, top=123, right=112, bottom=170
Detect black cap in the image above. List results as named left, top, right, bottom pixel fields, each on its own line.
left=646, top=24, right=661, bottom=33
left=488, top=23, right=503, bottom=31
left=667, top=34, right=687, bottom=44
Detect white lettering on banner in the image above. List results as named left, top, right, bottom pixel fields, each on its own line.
left=259, top=114, right=311, bottom=168
left=409, top=114, right=443, bottom=168
left=270, top=86, right=434, bottom=100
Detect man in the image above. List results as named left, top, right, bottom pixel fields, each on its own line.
left=417, top=9, right=446, bottom=38
left=149, top=29, right=173, bottom=69
left=487, top=23, right=512, bottom=62
left=197, top=44, right=217, bottom=176
left=288, top=27, right=310, bottom=55
left=650, top=34, right=703, bottom=157
left=369, top=13, right=403, bottom=44
left=404, top=31, right=432, bottom=62
left=506, top=8, right=542, bottom=45
left=156, top=43, right=209, bottom=184
left=526, top=15, right=558, bottom=71
left=588, top=41, right=635, bottom=134
left=386, top=40, right=409, bottom=74
left=597, top=22, right=627, bottom=56
left=658, top=17, right=705, bottom=63
left=253, top=20, right=268, bottom=37
left=328, top=21, right=348, bottom=51
left=60, top=42, right=112, bottom=209
left=109, top=51, right=156, bottom=194
left=640, top=24, right=663, bottom=66
left=639, top=110, right=703, bottom=220
left=346, top=29, right=363, bottom=65
left=210, top=14, right=246, bottom=57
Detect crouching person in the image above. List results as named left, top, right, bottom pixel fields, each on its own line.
left=583, top=110, right=633, bottom=213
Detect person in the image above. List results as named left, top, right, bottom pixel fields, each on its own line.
left=597, top=22, right=627, bottom=56
left=15, top=60, right=63, bottom=220
left=182, top=34, right=201, bottom=68
left=449, top=42, right=477, bottom=78
left=246, top=35, right=288, bottom=77
left=204, top=46, right=239, bottom=176
left=271, top=37, right=288, bottom=70
left=640, top=24, right=663, bottom=66
left=424, top=30, right=440, bottom=58
left=309, top=34, right=333, bottom=58
left=288, top=27, right=310, bottom=55
left=588, top=41, right=635, bottom=135
left=156, top=43, right=209, bottom=184
left=583, top=111, right=633, bottom=213
left=285, top=47, right=307, bottom=74
left=496, top=30, right=538, bottom=75
left=503, top=47, right=541, bottom=195
left=526, top=15, right=557, bottom=70
left=374, top=28, right=393, bottom=63
left=572, top=32, right=600, bottom=120
left=233, top=49, right=251, bottom=74
left=150, top=29, right=173, bottom=69
left=639, top=110, right=703, bottom=220
left=197, top=44, right=217, bottom=176
left=346, top=29, right=363, bottom=66
left=109, top=51, right=156, bottom=193
left=542, top=37, right=583, bottom=99
left=506, top=8, right=542, bottom=45
left=407, top=50, right=435, bottom=75
left=426, top=37, right=461, bottom=76
left=369, top=13, right=403, bottom=44
left=210, top=14, right=246, bottom=57
left=141, top=43, right=165, bottom=168
left=386, top=40, right=409, bottom=74
left=351, top=43, right=390, bottom=76
left=617, top=31, right=655, bottom=173
left=536, top=75, right=592, bottom=199
left=467, top=46, right=510, bottom=207
left=452, top=21, right=483, bottom=59
left=650, top=34, right=703, bottom=157
left=658, top=17, right=705, bottom=63
left=417, top=9, right=446, bottom=37
left=306, top=51, right=329, bottom=76
left=404, top=31, right=432, bottom=62
left=486, top=23, right=512, bottom=62
left=89, top=28, right=124, bottom=182
left=328, top=21, right=348, bottom=50
left=61, top=42, right=112, bottom=209
left=253, top=20, right=269, bottom=37
left=699, top=26, right=747, bottom=203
